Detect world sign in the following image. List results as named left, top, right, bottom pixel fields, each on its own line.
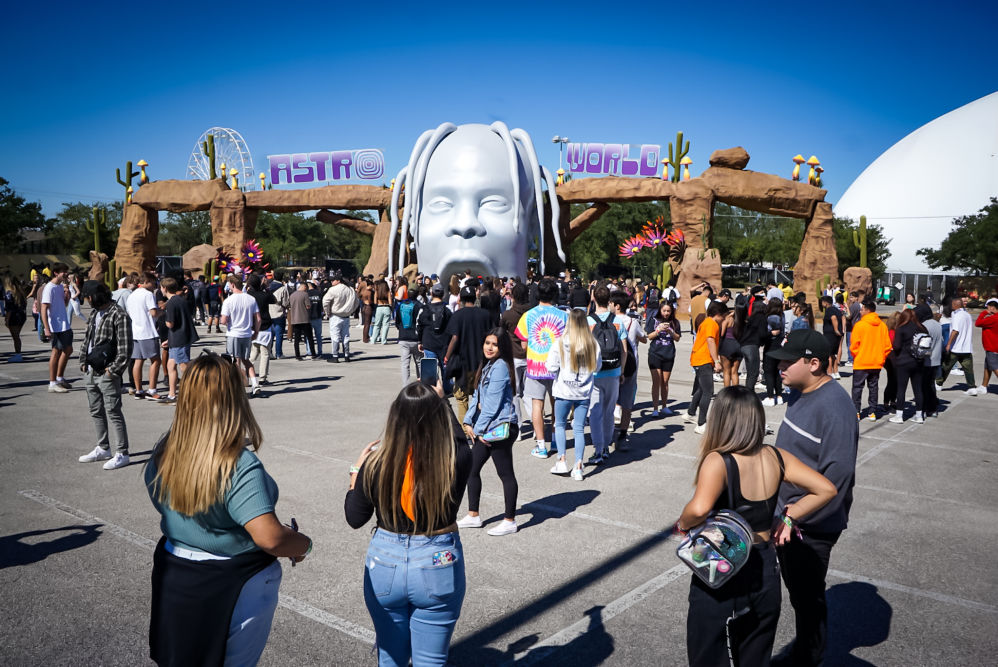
left=566, top=143, right=661, bottom=177
left=267, top=149, right=385, bottom=185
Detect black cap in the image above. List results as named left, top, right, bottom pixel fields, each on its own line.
left=767, top=329, right=831, bottom=363
left=430, top=283, right=446, bottom=297
left=719, top=288, right=732, bottom=298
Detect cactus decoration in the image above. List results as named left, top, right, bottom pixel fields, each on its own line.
left=667, top=131, right=690, bottom=183
left=86, top=206, right=106, bottom=255
left=853, top=215, right=868, bottom=269
left=203, top=259, right=220, bottom=281
left=657, top=261, right=673, bottom=290
left=103, top=259, right=123, bottom=292
left=116, top=161, right=140, bottom=201
left=202, top=134, right=218, bottom=180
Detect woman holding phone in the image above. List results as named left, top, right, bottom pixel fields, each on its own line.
left=645, top=301, right=682, bottom=416
left=145, top=353, right=312, bottom=666
left=677, top=386, right=836, bottom=666
left=456, top=328, right=520, bottom=536
left=345, top=382, right=473, bottom=666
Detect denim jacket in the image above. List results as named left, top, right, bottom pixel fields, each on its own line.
left=463, top=359, right=517, bottom=436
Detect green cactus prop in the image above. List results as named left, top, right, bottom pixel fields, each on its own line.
left=202, top=135, right=218, bottom=180
left=203, top=259, right=219, bottom=280
left=853, top=215, right=868, bottom=269
left=657, top=261, right=673, bottom=290
left=667, top=131, right=690, bottom=183
left=116, top=161, right=140, bottom=200
left=86, top=206, right=106, bottom=255
left=103, top=259, right=121, bottom=291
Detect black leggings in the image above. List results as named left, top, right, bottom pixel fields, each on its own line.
left=740, top=343, right=760, bottom=391
left=466, top=425, right=519, bottom=520
left=921, top=365, right=939, bottom=414
left=292, top=323, right=315, bottom=359
left=763, top=355, right=782, bottom=399
left=894, top=362, right=924, bottom=411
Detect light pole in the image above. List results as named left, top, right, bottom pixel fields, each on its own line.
left=552, top=135, right=569, bottom=172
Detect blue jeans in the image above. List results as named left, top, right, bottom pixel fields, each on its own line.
left=554, top=397, right=589, bottom=466
left=226, top=559, right=282, bottom=666
left=310, top=317, right=323, bottom=356
left=271, top=317, right=287, bottom=358
left=364, top=529, right=466, bottom=667
left=373, top=305, right=392, bottom=344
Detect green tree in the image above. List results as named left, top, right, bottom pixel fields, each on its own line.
left=47, top=201, right=122, bottom=255
left=255, top=212, right=330, bottom=267
left=0, top=178, right=47, bottom=249
left=713, top=203, right=804, bottom=267
left=321, top=211, right=373, bottom=270
left=916, top=198, right=998, bottom=275
left=835, top=217, right=891, bottom=278
left=159, top=210, right=212, bottom=255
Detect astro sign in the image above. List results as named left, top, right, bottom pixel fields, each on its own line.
left=566, top=143, right=661, bottom=177
left=267, top=149, right=385, bottom=185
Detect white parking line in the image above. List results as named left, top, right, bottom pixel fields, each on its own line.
left=854, top=484, right=976, bottom=508
left=827, top=569, right=998, bottom=614
left=18, top=489, right=376, bottom=646
left=859, top=436, right=994, bottom=458
left=510, top=565, right=690, bottom=665
left=273, top=444, right=351, bottom=465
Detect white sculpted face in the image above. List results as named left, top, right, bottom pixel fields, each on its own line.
left=416, top=125, right=529, bottom=279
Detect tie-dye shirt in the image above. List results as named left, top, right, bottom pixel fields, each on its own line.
left=515, top=305, right=568, bottom=380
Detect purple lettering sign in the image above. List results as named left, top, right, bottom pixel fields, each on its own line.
left=567, top=143, right=661, bottom=177
left=267, top=149, right=385, bottom=185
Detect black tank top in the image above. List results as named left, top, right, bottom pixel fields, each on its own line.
left=712, top=448, right=785, bottom=532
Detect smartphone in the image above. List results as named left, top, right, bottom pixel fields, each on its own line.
left=420, top=358, right=440, bottom=386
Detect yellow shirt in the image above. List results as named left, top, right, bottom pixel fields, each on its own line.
left=691, top=317, right=719, bottom=367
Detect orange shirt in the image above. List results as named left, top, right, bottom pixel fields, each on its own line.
left=690, top=317, right=720, bottom=367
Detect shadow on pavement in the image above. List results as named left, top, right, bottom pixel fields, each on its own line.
left=0, top=525, right=103, bottom=569
left=773, top=581, right=891, bottom=666
left=449, top=525, right=676, bottom=665
left=584, top=423, right=685, bottom=478
left=515, top=490, right=601, bottom=531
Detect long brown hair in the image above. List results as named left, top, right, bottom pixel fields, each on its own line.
left=471, top=328, right=517, bottom=395
left=149, top=354, right=263, bottom=515
left=895, top=308, right=926, bottom=332
left=695, top=386, right=766, bottom=484
left=374, top=280, right=390, bottom=304
left=363, top=383, right=457, bottom=535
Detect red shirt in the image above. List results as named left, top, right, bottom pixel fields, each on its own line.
left=976, top=311, right=998, bottom=352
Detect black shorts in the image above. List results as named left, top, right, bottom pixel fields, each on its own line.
left=719, top=338, right=742, bottom=360
left=647, top=351, right=675, bottom=372
left=51, top=330, right=73, bottom=350
left=824, top=333, right=841, bottom=353
left=208, top=301, right=221, bottom=317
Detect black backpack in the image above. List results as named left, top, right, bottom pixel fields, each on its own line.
left=593, top=315, right=622, bottom=371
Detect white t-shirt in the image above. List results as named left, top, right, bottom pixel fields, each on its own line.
left=949, top=309, right=974, bottom=354
left=126, top=286, right=159, bottom=341
left=41, top=282, right=70, bottom=333
left=221, top=292, right=259, bottom=338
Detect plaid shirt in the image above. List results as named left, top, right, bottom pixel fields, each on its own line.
left=81, top=303, right=133, bottom=376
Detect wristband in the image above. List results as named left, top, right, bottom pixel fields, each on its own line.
left=304, top=538, right=313, bottom=557
left=781, top=513, right=795, bottom=528
left=349, top=465, right=360, bottom=474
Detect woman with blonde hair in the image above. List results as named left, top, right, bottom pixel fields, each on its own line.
left=546, top=308, right=601, bottom=480
left=677, top=386, right=836, bottom=666
left=345, top=381, right=473, bottom=666
left=145, top=353, right=312, bottom=666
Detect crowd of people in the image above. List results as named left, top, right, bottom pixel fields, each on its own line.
left=3, top=260, right=997, bottom=666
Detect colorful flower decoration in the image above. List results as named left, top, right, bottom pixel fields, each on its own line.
left=619, top=235, right=648, bottom=258
left=215, top=250, right=235, bottom=273
left=664, top=228, right=687, bottom=262
left=640, top=223, right=668, bottom=250
left=242, top=239, right=263, bottom=264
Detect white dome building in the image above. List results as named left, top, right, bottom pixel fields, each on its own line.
left=834, top=91, right=998, bottom=273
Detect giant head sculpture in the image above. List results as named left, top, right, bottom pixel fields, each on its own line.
left=389, top=122, right=564, bottom=279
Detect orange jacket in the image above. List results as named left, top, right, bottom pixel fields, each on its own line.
left=850, top=312, right=893, bottom=370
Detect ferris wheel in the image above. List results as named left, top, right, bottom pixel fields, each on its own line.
left=187, top=127, right=256, bottom=189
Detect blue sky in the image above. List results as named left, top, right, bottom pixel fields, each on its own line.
left=3, top=1, right=996, bottom=218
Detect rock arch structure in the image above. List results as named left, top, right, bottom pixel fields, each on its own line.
left=115, top=147, right=837, bottom=312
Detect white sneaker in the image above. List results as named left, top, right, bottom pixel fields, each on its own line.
left=571, top=465, right=584, bottom=481
left=775, top=396, right=784, bottom=406
left=755, top=382, right=767, bottom=391
left=48, top=383, right=69, bottom=393
left=966, top=387, right=979, bottom=396
left=912, top=415, right=925, bottom=424
left=761, top=397, right=775, bottom=407
left=102, top=453, right=130, bottom=470
left=79, top=446, right=112, bottom=463
left=613, top=405, right=622, bottom=424
left=683, top=413, right=697, bottom=424
left=693, top=424, right=706, bottom=435
left=889, top=415, right=904, bottom=424
left=487, top=520, right=518, bottom=536
left=952, top=368, right=965, bottom=376
left=978, top=386, right=989, bottom=395
left=457, top=514, right=482, bottom=529
left=713, top=373, right=723, bottom=383
left=832, top=373, right=841, bottom=380
left=550, top=459, right=570, bottom=475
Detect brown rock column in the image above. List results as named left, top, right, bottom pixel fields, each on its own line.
left=363, top=209, right=393, bottom=278
left=670, top=179, right=715, bottom=248
left=114, top=203, right=160, bottom=275
left=675, top=250, right=724, bottom=321
left=793, top=202, right=839, bottom=312
left=843, top=267, right=873, bottom=299
left=210, top=190, right=250, bottom=258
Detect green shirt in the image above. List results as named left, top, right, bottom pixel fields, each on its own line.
left=145, top=447, right=279, bottom=556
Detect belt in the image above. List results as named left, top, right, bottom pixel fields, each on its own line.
left=165, top=539, right=231, bottom=561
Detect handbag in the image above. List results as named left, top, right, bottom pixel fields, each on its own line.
left=86, top=340, right=116, bottom=374
left=481, top=422, right=511, bottom=443
left=676, top=455, right=753, bottom=589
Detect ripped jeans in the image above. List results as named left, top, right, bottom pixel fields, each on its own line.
left=364, top=529, right=466, bottom=667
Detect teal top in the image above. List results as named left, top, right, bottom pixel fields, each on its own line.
left=145, top=446, right=279, bottom=556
